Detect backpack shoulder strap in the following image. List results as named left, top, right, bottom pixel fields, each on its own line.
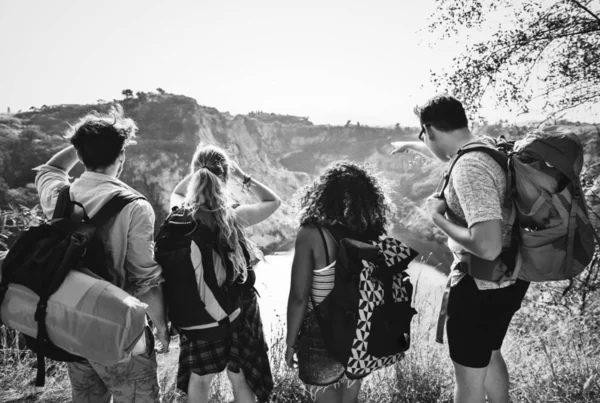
left=52, top=185, right=73, bottom=219
left=315, top=226, right=330, bottom=266
left=91, top=193, right=147, bottom=228
left=437, top=143, right=510, bottom=203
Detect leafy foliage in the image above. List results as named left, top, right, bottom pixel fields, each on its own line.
left=429, top=0, right=600, bottom=119
left=0, top=204, right=46, bottom=251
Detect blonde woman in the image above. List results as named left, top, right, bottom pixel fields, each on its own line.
left=168, top=144, right=281, bottom=403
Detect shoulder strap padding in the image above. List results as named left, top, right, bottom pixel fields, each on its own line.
left=91, top=193, right=146, bottom=229
left=52, top=185, right=73, bottom=219
left=316, top=226, right=330, bottom=266
left=438, top=143, right=511, bottom=206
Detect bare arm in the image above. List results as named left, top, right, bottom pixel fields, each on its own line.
left=230, top=162, right=281, bottom=227
left=170, top=162, right=281, bottom=225
left=136, top=285, right=170, bottom=353
left=34, top=146, right=80, bottom=219
left=125, top=201, right=170, bottom=352
left=432, top=212, right=502, bottom=260
left=286, top=227, right=314, bottom=365
left=170, top=173, right=192, bottom=209
left=45, top=145, right=81, bottom=173
left=391, top=141, right=435, bottom=159
left=428, top=155, right=505, bottom=261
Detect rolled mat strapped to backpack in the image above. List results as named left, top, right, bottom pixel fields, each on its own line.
left=0, top=269, right=148, bottom=365
left=0, top=186, right=148, bottom=386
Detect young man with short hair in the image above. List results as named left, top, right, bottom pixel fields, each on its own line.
left=392, top=95, right=529, bottom=403
left=35, top=105, right=169, bottom=403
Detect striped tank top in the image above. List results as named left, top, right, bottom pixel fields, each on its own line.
left=307, top=224, right=371, bottom=310
left=307, top=260, right=336, bottom=310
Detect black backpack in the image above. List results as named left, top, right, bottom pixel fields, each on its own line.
left=155, top=208, right=254, bottom=341
left=0, top=186, right=144, bottom=386
left=312, top=225, right=419, bottom=378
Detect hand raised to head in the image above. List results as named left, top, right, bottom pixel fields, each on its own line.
left=228, top=159, right=246, bottom=181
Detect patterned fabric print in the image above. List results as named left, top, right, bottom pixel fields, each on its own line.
left=177, top=292, right=273, bottom=403
left=373, top=238, right=414, bottom=268
left=345, top=238, right=413, bottom=377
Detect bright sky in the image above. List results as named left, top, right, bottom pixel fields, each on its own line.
left=0, top=0, right=596, bottom=126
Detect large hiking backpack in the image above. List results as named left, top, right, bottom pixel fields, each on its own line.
left=0, top=186, right=144, bottom=386
left=155, top=208, right=254, bottom=341
left=438, top=126, right=597, bottom=283
left=312, top=226, right=419, bottom=378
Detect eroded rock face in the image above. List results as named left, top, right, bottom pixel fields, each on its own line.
left=1, top=94, right=598, bottom=264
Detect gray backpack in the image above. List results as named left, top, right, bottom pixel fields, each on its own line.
left=439, top=127, right=596, bottom=283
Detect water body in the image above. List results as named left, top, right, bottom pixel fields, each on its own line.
left=253, top=251, right=448, bottom=342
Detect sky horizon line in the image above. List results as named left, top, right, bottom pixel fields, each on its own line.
left=3, top=90, right=599, bottom=128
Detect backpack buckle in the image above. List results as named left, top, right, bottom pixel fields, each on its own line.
left=34, top=303, right=48, bottom=322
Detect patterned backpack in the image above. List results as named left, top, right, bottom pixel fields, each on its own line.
left=313, top=226, right=419, bottom=377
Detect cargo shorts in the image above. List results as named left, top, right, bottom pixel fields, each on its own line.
left=67, top=327, right=160, bottom=403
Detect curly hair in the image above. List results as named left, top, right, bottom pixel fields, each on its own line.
left=296, top=161, right=392, bottom=237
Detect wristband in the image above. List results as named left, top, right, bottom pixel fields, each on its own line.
left=241, top=175, right=252, bottom=192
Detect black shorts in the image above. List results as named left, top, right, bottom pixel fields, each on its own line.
left=446, top=275, right=529, bottom=368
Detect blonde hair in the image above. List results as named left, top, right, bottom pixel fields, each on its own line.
left=184, top=144, right=253, bottom=283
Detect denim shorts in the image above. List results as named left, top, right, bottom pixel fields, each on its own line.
left=297, top=310, right=365, bottom=388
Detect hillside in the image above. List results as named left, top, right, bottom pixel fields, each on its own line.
left=1, top=93, right=599, bottom=266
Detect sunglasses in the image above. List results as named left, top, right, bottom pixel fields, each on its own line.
left=418, top=126, right=425, bottom=142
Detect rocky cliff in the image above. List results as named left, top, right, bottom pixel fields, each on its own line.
left=1, top=93, right=598, bottom=267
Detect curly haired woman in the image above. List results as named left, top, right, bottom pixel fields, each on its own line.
left=285, top=161, right=393, bottom=403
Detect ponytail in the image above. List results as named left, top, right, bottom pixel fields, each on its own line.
left=184, top=147, right=256, bottom=284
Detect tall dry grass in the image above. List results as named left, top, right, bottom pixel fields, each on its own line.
left=1, top=273, right=599, bottom=403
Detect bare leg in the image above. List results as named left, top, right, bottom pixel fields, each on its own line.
left=341, top=379, right=361, bottom=403
left=227, top=369, right=256, bottom=403
left=314, top=386, right=342, bottom=403
left=452, top=360, right=488, bottom=403
left=187, top=372, right=216, bottom=403
left=484, top=350, right=509, bottom=403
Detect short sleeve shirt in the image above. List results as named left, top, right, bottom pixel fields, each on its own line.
left=444, top=137, right=513, bottom=290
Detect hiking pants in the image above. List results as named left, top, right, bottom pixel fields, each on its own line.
left=67, top=328, right=160, bottom=403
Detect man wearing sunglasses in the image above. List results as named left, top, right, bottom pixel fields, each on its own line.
left=390, top=94, right=529, bottom=403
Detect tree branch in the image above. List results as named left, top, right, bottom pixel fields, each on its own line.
left=569, top=0, right=600, bottom=23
